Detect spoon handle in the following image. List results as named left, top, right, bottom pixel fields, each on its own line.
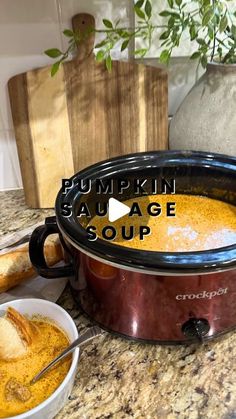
left=31, top=325, right=102, bottom=384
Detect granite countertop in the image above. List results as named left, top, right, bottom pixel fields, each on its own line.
left=1, top=189, right=236, bottom=419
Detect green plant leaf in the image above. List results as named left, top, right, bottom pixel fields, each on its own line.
left=159, top=10, right=171, bottom=17
left=106, top=55, right=112, bottom=71
left=167, top=0, right=174, bottom=7
left=171, top=31, right=177, bottom=43
left=175, top=0, right=182, bottom=6
left=134, top=48, right=148, bottom=56
left=121, top=39, right=129, bottom=51
left=202, top=10, right=213, bottom=26
left=168, top=16, right=175, bottom=27
left=95, top=40, right=108, bottom=48
left=222, top=49, right=236, bottom=64
left=201, top=54, right=208, bottom=68
left=208, top=26, right=214, bottom=40
left=176, top=39, right=180, bottom=47
left=231, top=24, right=236, bottom=39
left=183, top=18, right=189, bottom=29
left=134, top=6, right=146, bottom=19
left=135, top=0, right=145, bottom=7
left=219, top=15, right=228, bottom=33
left=103, top=19, right=113, bottom=29
left=160, top=39, right=170, bottom=47
left=45, top=48, right=62, bottom=58
left=63, top=29, right=74, bottom=37
left=160, top=30, right=170, bottom=40
left=170, top=12, right=180, bottom=19
left=117, top=29, right=130, bottom=38
left=145, top=0, right=152, bottom=19
left=96, top=50, right=105, bottom=61
left=190, top=24, right=197, bottom=40
left=160, top=49, right=171, bottom=64
left=51, top=61, right=60, bottom=76
left=190, top=51, right=201, bottom=60
left=196, top=38, right=206, bottom=46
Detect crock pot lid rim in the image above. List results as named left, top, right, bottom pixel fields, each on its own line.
left=58, top=149, right=236, bottom=188
left=64, top=150, right=236, bottom=181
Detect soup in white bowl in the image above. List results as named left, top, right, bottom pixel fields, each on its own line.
left=0, top=299, right=79, bottom=419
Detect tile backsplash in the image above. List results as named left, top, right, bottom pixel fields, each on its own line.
left=0, top=0, right=201, bottom=191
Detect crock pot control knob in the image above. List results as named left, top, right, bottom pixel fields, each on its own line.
left=181, top=318, right=210, bottom=341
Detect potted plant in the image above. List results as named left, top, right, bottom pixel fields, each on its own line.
left=46, top=0, right=236, bottom=156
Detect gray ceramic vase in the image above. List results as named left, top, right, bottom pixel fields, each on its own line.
left=169, top=62, right=236, bottom=156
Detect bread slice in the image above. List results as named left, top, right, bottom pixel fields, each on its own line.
left=0, top=317, right=27, bottom=359
left=0, top=236, right=63, bottom=293
left=0, top=307, right=38, bottom=360
left=6, top=307, right=38, bottom=346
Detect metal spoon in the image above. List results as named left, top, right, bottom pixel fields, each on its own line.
left=31, top=325, right=103, bottom=384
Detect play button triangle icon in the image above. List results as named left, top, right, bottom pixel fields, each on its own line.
left=108, top=198, right=130, bottom=222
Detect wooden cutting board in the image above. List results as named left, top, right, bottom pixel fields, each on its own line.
left=8, top=13, right=168, bottom=208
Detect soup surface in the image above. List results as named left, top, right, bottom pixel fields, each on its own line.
left=89, top=194, right=236, bottom=251
left=0, top=319, right=71, bottom=418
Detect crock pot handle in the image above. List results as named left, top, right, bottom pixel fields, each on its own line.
left=29, top=216, right=74, bottom=278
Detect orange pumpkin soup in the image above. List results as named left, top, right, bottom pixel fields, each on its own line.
left=0, top=319, right=71, bottom=418
left=89, top=194, right=236, bottom=251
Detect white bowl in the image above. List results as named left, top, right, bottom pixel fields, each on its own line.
left=0, top=298, right=79, bottom=419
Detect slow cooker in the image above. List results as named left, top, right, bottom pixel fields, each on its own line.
left=29, top=150, right=236, bottom=344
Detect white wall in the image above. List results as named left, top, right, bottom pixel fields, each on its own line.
left=0, top=0, right=202, bottom=191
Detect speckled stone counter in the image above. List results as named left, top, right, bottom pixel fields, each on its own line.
left=1, top=189, right=236, bottom=419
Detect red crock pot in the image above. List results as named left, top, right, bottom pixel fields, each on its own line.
left=29, top=151, right=236, bottom=344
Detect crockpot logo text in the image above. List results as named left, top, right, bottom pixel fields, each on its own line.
left=176, top=288, right=228, bottom=300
